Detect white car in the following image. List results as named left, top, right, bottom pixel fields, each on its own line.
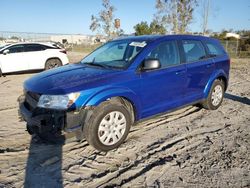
left=0, top=42, right=69, bottom=76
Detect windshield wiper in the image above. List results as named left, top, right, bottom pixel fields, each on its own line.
left=84, top=62, right=110, bottom=69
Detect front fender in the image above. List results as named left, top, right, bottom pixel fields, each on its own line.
left=204, top=69, right=228, bottom=98
left=82, top=87, right=142, bottom=120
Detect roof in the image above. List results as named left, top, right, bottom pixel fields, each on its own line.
left=114, top=34, right=213, bottom=42
left=114, top=35, right=163, bottom=42
left=3, top=42, right=61, bottom=49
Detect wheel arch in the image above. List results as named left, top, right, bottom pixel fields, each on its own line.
left=83, top=88, right=141, bottom=121
left=217, top=75, right=228, bottom=91
left=204, top=70, right=228, bottom=98
left=45, top=57, right=62, bottom=69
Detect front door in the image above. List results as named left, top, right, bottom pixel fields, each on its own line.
left=139, top=40, right=187, bottom=118
left=25, top=44, right=46, bottom=70
left=0, top=44, right=28, bottom=73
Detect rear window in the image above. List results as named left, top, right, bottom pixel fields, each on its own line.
left=182, top=40, right=206, bottom=62
left=205, top=41, right=225, bottom=56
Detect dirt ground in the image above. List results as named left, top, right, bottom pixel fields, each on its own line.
left=0, top=55, right=249, bottom=188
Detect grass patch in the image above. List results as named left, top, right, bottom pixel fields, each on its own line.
left=69, top=44, right=101, bottom=53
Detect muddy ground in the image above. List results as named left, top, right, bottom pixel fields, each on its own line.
left=0, top=55, right=249, bottom=188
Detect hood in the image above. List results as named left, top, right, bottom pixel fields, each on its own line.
left=24, top=63, right=122, bottom=94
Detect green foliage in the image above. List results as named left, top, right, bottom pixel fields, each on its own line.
left=238, top=30, right=250, bottom=53
left=134, top=22, right=152, bottom=36
left=150, top=20, right=166, bottom=34
left=134, top=21, right=166, bottom=36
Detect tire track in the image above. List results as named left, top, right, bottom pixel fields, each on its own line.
left=0, top=106, right=18, bottom=112
left=83, top=125, right=224, bottom=187
left=62, top=106, right=207, bottom=186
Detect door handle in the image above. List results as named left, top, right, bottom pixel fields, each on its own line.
left=206, top=63, right=213, bottom=68
left=175, top=70, right=185, bottom=75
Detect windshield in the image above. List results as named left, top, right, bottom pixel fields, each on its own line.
left=0, top=44, right=10, bottom=51
left=81, top=40, right=147, bottom=69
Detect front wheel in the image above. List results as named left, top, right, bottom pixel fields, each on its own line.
left=84, top=101, right=132, bottom=151
left=202, top=79, right=225, bottom=110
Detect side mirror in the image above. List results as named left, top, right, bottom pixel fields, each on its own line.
left=142, top=58, right=161, bottom=71
left=3, top=49, right=9, bottom=55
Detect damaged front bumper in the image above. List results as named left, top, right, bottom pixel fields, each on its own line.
left=18, top=92, right=87, bottom=136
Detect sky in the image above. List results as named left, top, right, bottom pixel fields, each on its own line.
left=0, top=0, right=249, bottom=35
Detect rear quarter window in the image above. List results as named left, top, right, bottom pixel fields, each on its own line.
left=205, top=41, right=225, bottom=56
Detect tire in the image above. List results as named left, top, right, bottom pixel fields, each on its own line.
left=202, top=79, right=225, bottom=110
left=0, top=69, right=2, bottom=77
left=45, top=58, right=62, bottom=70
left=84, top=100, right=132, bottom=151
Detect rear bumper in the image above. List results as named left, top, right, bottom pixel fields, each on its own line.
left=18, top=95, right=85, bottom=135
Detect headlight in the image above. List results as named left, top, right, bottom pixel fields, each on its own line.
left=37, top=92, right=80, bottom=110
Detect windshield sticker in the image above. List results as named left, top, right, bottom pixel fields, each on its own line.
left=129, top=41, right=147, bottom=48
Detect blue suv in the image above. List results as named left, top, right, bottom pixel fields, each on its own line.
left=19, top=35, right=230, bottom=151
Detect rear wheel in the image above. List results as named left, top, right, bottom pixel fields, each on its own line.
left=202, top=79, right=225, bottom=110
left=45, top=58, right=62, bottom=70
left=84, top=100, right=132, bottom=151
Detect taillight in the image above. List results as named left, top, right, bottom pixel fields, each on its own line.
left=60, top=50, right=67, bottom=54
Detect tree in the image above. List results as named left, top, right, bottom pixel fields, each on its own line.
left=90, top=0, right=118, bottom=38
left=90, top=15, right=101, bottom=34
left=150, top=20, right=166, bottom=34
left=201, top=0, right=210, bottom=35
left=134, top=22, right=152, bottom=36
left=154, top=0, right=198, bottom=34
left=134, top=21, right=166, bottom=36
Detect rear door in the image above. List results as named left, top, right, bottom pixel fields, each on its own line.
left=139, top=40, right=187, bottom=118
left=180, top=39, right=215, bottom=102
left=24, top=44, right=46, bottom=70
left=0, top=44, right=28, bottom=73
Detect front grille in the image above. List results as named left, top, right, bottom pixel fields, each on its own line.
left=24, top=91, right=41, bottom=111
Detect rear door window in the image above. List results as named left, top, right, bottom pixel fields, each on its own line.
left=182, top=40, right=206, bottom=62
left=25, top=44, right=45, bottom=52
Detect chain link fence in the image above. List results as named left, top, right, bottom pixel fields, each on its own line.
left=1, top=31, right=250, bottom=58
left=221, top=40, right=250, bottom=58
left=0, top=31, right=99, bottom=50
